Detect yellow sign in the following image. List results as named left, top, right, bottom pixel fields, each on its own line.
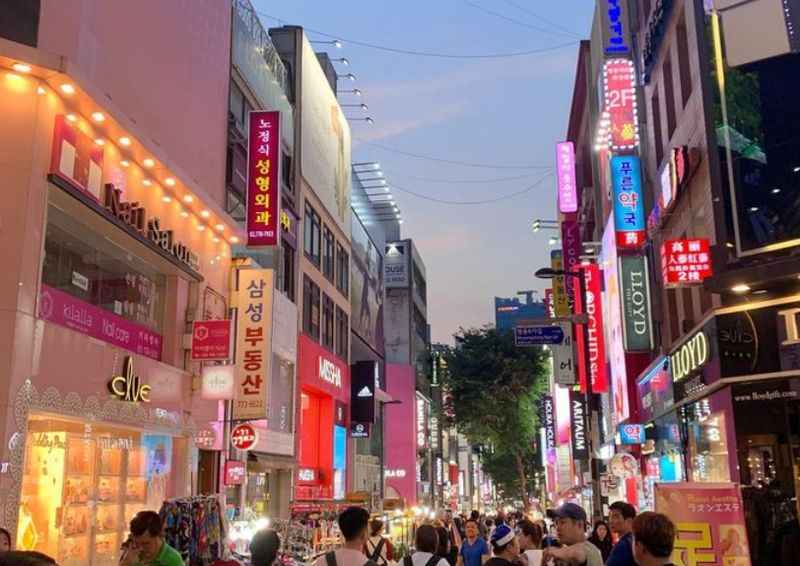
left=109, top=357, right=151, bottom=403
left=551, top=250, right=570, bottom=317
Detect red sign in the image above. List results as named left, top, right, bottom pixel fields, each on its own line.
left=230, top=423, right=258, bottom=451
left=246, top=111, right=281, bottom=247
left=224, top=460, right=246, bottom=485
left=583, top=263, right=609, bottom=393
left=661, top=239, right=713, bottom=287
left=602, top=59, right=639, bottom=152
left=50, top=114, right=105, bottom=201
left=573, top=275, right=588, bottom=393
left=191, top=319, right=232, bottom=360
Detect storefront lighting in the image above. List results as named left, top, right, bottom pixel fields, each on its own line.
left=230, top=236, right=240, bottom=244
left=91, top=111, right=105, bottom=122
left=794, top=166, right=800, bottom=173
left=94, top=138, right=105, bottom=146
left=142, top=179, right=152, bottom=186
left=12, top=62, right=32, bottom=73
left=213, top=237, right=220, bottom=243
left=119, top=136, right=131, bottom=147
left=120, top=160, right=130, bottom=168
left=66, top=113, right=77, bottom=123
left=180, top=210, right=190, bottom=218
left=183, top=195, right=194, bottom=203
left=143, top=158, right=155, bottom=168
left=748, top=206, right=758, bottom=212
left=162, top=195, right=172, bottom=203
left=59, top=83, right=75, bottom=95
left=731, top=284, right=751, bottom=294
left=197, top=225, right=205, bottom=231
left=200, top=210, right=210, bottom=219
left=215, top=224, right=224, bottom=231
left=772, top=188, right=781, bottom=194
left=36, top=86, right=45, bottom=95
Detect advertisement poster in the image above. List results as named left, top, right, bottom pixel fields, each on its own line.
left=602, top=217, right=629, bottom=422
left=351, top=215, right=385, bottom=353
left=246, top=111, right=281, bottom=247
left=655, top=483, right=751, bottom=566
left=50, top=114, right=104, bottom=201
left=190, top=319, right=232, bottom=361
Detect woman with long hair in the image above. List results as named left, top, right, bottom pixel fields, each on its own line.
left=517, top=520, right=543, bottom=566
left=588, top=521, right=613, bottom=563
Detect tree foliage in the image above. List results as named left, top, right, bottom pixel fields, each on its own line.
left=441, top=326, right=549, bottom=503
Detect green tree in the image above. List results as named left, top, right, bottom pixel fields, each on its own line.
left=442, top=326, right=549, bottom=506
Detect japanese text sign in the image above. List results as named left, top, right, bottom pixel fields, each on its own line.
left=604, top=0, right=630, bottom=55
left=191, top=319, right=232, bottom=361
left=661, top=239, right=713, bottom=287
left=234, top=269, right=274, bottom=420
left=556, top=142, right=578, bottom=213
left=246, top=111, right=281, bottom=247
left=611, top=155, right=646, bottom=249
left=603, top=59, right=639, bottom=151
left=655, top=483, right=751, bottom=566
left=583, top=263, right=609, bottom=393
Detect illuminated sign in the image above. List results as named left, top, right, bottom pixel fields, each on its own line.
left=224, top=460, right=246, bottom=485
left=661, top=239, right=713, bottom=287
left=108, top=357, right=151, bottom=403
left=350, top=422, right=370, bottom=438
left=416, top=396, right=427, bottom=449
left=670, top=331, right=710, bottom=382
left=619, top=423, right=645, bottom=445
left=551, top=250, right=570, bottom=317
left=542, top=395, right=555, bottom=451
left=556, top=142, right=578, bottom=213
left=601, top=59, right=639, bottom=152
left=200, top=364, right=235, bottom=400
left=320, top=357, right=343, bottom=388
left=246, top=111, right=281, bottom=247
left=191, top=319, right=232, bottom=361
left=584, top=263, right=609, bottom=393
left=619, top=255, right=654, bottom=351
left=660, top=146, right=691, bottom=211
left=611, top=155, right=646, bottom=249
left=385, top=469, right=407, bottom=478
left=298, top=468, right=317, bottom=482
left=604, top=0, right=631, bottom=54
left=561, top=220, right=581, bottom=303
left=230, top=423, right=258, bottom=451
left=569, top=391, right=589, bottom=460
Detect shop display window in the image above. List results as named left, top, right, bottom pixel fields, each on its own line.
left=682, top=403, right=731, bottom=483
left=17, top=414, right=178, bottom=566
left=42, top=200, right=166, bottom=333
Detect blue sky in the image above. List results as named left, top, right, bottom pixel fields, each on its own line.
left=255, top=0, right=594, bottom=344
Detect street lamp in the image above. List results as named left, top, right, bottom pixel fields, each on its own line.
left=332, top=57, right=350, bottom=66
left=342, top=103, right=369, bottom=111
left=346, top=116, right=374, bottom=124
left=338, top=73, right=357, bottom=81
left=311, top=39, right=343, bottom=48
left=532, top=219, right=560, bottom=233
left=338, top=88, right=362, bottom=96
left=534, top=265, right=603, bottom=522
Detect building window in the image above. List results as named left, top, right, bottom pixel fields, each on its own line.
left=322, top=294, right=334, bottom=350
left=651, top=91, right=664, bottom=168
left=336, top=243, right=349, bottom=298
left=335, top=306, right=348, bottom=360
left=278, top=243, right=295, bottom=302
left=303, top=276, right=320, bottom=340
left=229, top=82, right=245, bottom=131
left=303, top=203, right=321, bottom=267
left=282, top=152, right=293, bottom=194
left=676, top=13, right=692, bottom=109
left=663, top=55, right=677, bottom=141
left=666, top=288, right=679, bottom=345
left=322, top=227, right=335, bottom=281
left=1, top=0, right=41, bottom=48
left=412, top=262, right=427, bottom=305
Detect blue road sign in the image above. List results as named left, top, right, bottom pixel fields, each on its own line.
left=514, top=325, right=564, bottom=346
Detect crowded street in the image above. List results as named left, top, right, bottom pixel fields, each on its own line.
left=0, top=0, right=798, bottom=565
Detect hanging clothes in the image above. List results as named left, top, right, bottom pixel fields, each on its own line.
left=160, top=495, right=227, bottom=566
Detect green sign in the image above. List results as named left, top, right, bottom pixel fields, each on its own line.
left=619, top=255, right=654, bottom=352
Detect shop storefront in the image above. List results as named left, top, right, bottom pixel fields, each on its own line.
left=295, top=335, right=350, bottom=502
left=0, top=69, right=234, bottom=564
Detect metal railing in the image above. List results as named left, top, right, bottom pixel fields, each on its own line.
left=233, top=0, right=289, bottom=97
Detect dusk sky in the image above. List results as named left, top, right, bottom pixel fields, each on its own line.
left=255, top=1, right=595, bottom=344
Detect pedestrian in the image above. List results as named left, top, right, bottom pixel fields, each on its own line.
left=315, top=507, right=376, bottom=566
left=516, top=519, right=543, bottom=566
left=541, top=503, right=603, bottom=566
left=606, top=501, right=637, bottom=566
left=436, top=526, right=454, bottom=566
left=484, top=519, right=494, bottom=541
left=365, top=519, right=393, bottom=566
left=250, top=529, right=281, bottom=566
left=0, top=552, right=56, bottom=566
left=470, top=511, right=487, bottom=539
left=402, top=525, right=450, bottom=566
left=541, top=523, right=559, bottom=548
left=456, top=519, right=490, bottom=566
left=120, top=511, right=183, bottom=566
left=0, top=527, right=11, bottom=552
left=630, top=512, right=676, bottom=566
left=587, top=521, right=612, bottom=562
left=484, top=524, right=519, bottom=566
left=443, top=511, right=462, bottom=565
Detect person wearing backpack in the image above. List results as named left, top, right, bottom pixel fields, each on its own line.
left=316, top=507, right=376, bottom=566
left=403, top=525, right=450, bottom=566
left=365, top=519, right=393, bottom=566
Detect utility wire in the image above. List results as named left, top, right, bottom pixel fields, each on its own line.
left=502, top=0, right=583, bottom=38
left=461, top=0, right=581, bottom=38
left=386, top=172, right=544, bottom=184
left=256, top=10, right=578, bottom=59
left=389, top=172, right=553, bottom=205
left=355, top=138, right=551, bottom=170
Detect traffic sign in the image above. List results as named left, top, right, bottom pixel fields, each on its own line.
left=515, top=325, right=564, bottom=346
left=230, top=423, right=258, bottom=451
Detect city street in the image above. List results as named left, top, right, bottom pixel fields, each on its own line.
left=0, top=1, right=798, bottom=565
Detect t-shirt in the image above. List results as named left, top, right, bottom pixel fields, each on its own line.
left=131, top=542, right=184, bottom=566
left=314, top=548, right=373, bottom=566
left=483, top=558, right=512, bottom=566
left=523, top=549, right=543, bottom=566
left=605, top=533, right=634, bottom=566
left=460, top=537, right=490, bottom=566
left=580, top=541, right=603, bottom=566
left=409, top=551, right=451, bottom=566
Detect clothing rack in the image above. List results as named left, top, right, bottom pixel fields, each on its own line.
left=160, top=495, right=227, bottom=566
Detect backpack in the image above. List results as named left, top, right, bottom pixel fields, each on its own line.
left=367, top=537, right=387, bottom=564
left=326, top=551, right=379, bottom=566
left=403, top=555, right=441, bottom=566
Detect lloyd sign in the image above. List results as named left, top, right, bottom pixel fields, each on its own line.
left=619, top=255, right=654, bottom=352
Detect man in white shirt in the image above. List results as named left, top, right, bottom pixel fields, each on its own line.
left=402, top=525, right=450, bottom=566
left=316, top=507, right=375, bottom=566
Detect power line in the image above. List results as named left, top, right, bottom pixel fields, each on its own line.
left=255, top=10, right=578, bottom=59
left=502, top=0, right=582, bottom=37
left=355, top=138, right=551, bottom=170
left=461, top=0, right=581, bottom=38
left=390, top=172, right=553, bottom=205
left=386, top=172, right=545, bottom=184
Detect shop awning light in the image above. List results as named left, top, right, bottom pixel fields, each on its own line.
left=66, top=113, right=77, bottom=123
left=60, top=83, right=75, bottom=95
left=215, top=224, right=224, bottom=232
left=230, top=236, right=240, bottom=244
left=164, top=177, right=176, bottom=187
left=94, top=138, right=105, bottom=146
left=119, top=136, right=131, bottom=147
left=200, top=210, right=210, bottom=219
left=180, top=210, right=190, bottom=218
left=120, top=160, right=130, bottom=168
left=91, top=111, right=105, bottom=123
left=162, top=195, right=172, bottom=203
left=12, top=62, right=31, bottom=73
left=731, top=284, right=750, bottom=294
left=213, top=237, right=220, bottom=243
left=197, top=225, right=205, bottom=231
left=183, top=195, right=194, bottom=203
left=36, top=86, right=45, bottom=95
left=143, top=158, right=155, bottom=168
left=142, top=179, right=152, bottom=187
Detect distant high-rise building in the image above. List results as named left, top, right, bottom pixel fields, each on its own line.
left=494, top=293, right=546, bottom=332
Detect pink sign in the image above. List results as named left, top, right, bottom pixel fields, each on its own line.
left=246, top=111, right=281, bottom=247
left=39, top=284, right=162, bottom=360
left=224, top=460, right=246, bottom=486
left=385, top=363, right=418, bottom=505
left=191, top=319, right=232, bottom=360
left=556, top=142, right=578, bottom=213
left=655, top=483, right=751, bottom=565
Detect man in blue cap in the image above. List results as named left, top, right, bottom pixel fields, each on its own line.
left=542, top=503, right=603, bottom=566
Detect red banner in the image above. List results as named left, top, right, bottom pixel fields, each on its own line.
left=603, top=59, right=639, bottom=151
left=191, top=319, right=232, bottom=360
left=573, top=273, right=588, bottom=393
left=661, top=239, right=713, bottom=287
left=246, top=111, right=281, bottom=247
left=583, top=263, right=608, bottom=393
left=224, top=460, right=246, bottom=485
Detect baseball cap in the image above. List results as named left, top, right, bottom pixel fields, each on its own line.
left=546, top=502, right=588, bottom=523
left=490, top=523, right=515, bottom=546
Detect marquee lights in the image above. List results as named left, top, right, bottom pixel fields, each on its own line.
left=596, top=59, right=640, bottom=152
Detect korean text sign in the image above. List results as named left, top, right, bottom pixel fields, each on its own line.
left=556, top=142, right=578, bottom=213
left=603, top=59, right=639, bottom=151
left=234, top=269, right=274, bottom=420
left=583, top=263, right=609, bottom=393
left=246, top=111, right=281, bottom=247
left=561, top=220, right=581, bottom=304
left=191, top=319, right=232, bottom=361
left=655, top=483, right=751, bottom=566
left=661, top=239, right=713, bottom=287
left=611, top=155, right=646, bottom=249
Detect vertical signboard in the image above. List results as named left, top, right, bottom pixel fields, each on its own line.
left=561, top=220, right=581, bottom=304
left=551, top=250, right=570, bottom=317
left=552, top=322, right=576, bottom=386
left=351, top=361, right=376, bottom=424
left=611, top=155, right=646, bottom=249
left=603, top=59, right=639, bottom=151
left=234, top=269, right=274, bottom=420
left=661, top=239, right=713, bottom=287
left=619, top=255, right=654, bottom=351
left=556, top=142, right=578, bottom=213
left=602, top=216, right=630, bottom=424
left=584, top=263, right=609, bottom=393
left=246, top=111, right=281, bottom=247
left=569, top=390, right=589, bottom=461
left=603, top=0, right=631, bottom=55
left=542, top=395, right=556, bottom=452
